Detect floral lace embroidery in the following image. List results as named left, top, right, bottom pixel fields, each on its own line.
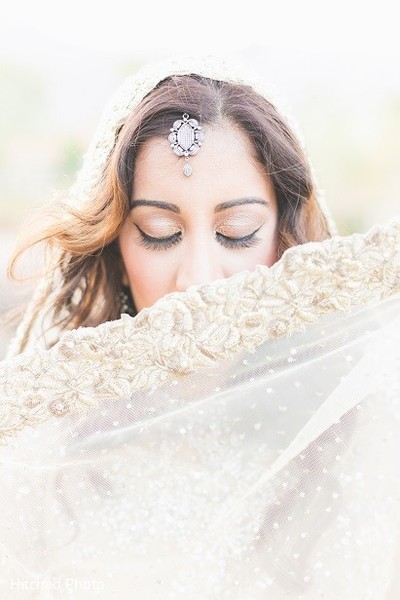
left=0, top=217, right=399, bottom=442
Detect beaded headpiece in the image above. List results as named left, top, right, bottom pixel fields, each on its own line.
left=168, top=113, right=204, bottom=176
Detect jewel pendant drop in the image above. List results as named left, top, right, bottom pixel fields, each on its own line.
left=183, top=161, right=192, bottom=177
left=168, top=112, right=203, bottom=177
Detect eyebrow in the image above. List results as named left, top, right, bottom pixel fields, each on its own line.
left=129, top=197, right=270, bottom=213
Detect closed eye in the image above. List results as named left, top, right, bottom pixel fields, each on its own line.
left=216, top=226, right=263, bottom=249
left=135, top=226, right=181, bottom=251
left=135, top=224, right=263, bottom=251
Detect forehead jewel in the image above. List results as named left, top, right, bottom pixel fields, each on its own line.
left=168, top=113, right=204, bottom=177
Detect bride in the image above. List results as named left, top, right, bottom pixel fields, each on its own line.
left=6, top=56, right=333, bottom=353
left=1, top=55, right=400, bottom=599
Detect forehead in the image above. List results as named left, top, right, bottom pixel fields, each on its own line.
left=132, top=121, right=269, bottom=201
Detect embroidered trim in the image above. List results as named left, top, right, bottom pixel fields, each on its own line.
left=0, top=217, right=399, bottom=442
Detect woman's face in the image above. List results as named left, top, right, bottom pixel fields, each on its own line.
left=118, top=120, right=278, bottom=312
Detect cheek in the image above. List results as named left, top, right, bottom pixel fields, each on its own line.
left=119, top=235, right=175, bottom=310
left=239, top=240, right=277, bottom=271
left=239, top=219, right=278, bottom=270
left=217, top=232, right=278, bottom=279
left=260, top=215, right=279, bottom=266
left=260, top=226, right=278, bottom=267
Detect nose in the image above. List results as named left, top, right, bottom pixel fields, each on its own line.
left=175, top=241, right=225, bottom=292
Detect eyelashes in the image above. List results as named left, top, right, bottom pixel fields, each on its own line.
left=135, top=225, right=263, bottom=251
left=217, top=229, right=261, bottom=249
left=137, top=228, right=181, bottom=251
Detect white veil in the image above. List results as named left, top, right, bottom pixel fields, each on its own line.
left=1, top=56, right=400, bottom=599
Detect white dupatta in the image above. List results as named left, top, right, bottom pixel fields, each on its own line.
left=1, top=56, right=400, bottom=600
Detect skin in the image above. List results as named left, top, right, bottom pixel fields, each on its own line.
left=118, top=120, right=279, bottom=312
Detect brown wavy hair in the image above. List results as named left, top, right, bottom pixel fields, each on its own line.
left=8, top=73, right=331, bottom=353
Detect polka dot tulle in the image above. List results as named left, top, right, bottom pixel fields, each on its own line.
left=1, top=286, right=400, bottom=598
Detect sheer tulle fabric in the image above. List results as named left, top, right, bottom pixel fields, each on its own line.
left=3, top=55, right=399, bottom=600
left=1, top=293, right=400, bottom=599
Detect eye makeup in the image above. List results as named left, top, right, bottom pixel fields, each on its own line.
left=135, top=224, right=263, bottom=252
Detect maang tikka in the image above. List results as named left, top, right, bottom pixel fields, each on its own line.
left=168, top=113, right=204, bottom=176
